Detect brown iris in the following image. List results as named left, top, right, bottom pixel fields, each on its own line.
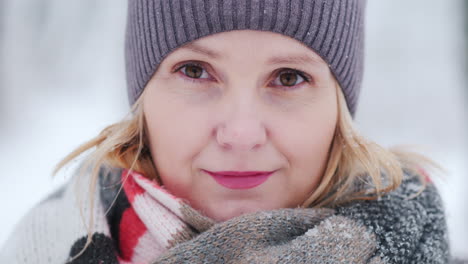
left=279, top=72, right=298, bottom=86
left=185, top=65, right=203, bottom=78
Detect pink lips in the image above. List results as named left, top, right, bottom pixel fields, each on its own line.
left=203, top=170, right=275, bottom=189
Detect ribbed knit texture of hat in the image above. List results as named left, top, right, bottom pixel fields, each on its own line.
left=125, top=0, right=366, bottom=116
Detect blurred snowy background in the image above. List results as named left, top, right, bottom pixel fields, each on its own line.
left=1, top=0, right=467, bottom=258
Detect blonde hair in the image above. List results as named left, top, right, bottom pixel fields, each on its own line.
left=55, top=81, right=442, bottom=260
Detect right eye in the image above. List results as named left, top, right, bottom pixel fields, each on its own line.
left=177, top=63, right=210, bottom=80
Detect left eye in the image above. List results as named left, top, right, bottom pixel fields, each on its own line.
left=272, top=70, right=308, bottom=87
left=178, top=63, right=210, bottom=79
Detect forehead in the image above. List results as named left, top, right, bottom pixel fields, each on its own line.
left=172, top=30, right=327, bottom=67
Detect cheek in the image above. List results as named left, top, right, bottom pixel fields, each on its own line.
left=273, top=102, right=337, bottom=202
left=281, top=119, right=335, bottom=177
left=144, top=83, right=208, bottom=155
left=143, top=90, right=213, bottom=195
left=277, top=96, right=337, bottom=161
left=144, top=113, right=198, bottom=197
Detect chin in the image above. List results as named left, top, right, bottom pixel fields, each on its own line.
left=205, top=200, right=279, bottom=222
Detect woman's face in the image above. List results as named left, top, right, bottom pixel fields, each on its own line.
left=143, top=30, right=338, bottom=221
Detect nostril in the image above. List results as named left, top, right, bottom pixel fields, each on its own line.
left=215, top=121, right=267, bottom=151
left=219, top=141, right=233, bottom=150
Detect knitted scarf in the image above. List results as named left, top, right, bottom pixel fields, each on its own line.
left=0, top=166, right=463, bottom=263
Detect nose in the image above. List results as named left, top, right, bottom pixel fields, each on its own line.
left=216, top=113, right=267, bottom=151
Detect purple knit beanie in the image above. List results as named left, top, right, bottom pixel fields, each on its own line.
left=125, top=0, right=366, bottom=116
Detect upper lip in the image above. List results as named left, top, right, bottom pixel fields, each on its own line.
left=202, top=169, right=275, bottom=176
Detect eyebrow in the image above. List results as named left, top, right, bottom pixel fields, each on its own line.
left=179, top=42, right=323, bottom=67
left=179, top=42, right=223, bottom=59
left=266, top=55, right=323, bottom=67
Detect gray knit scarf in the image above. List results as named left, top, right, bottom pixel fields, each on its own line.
left=153, top=173, right=453, bottom=263
left=1, top=166, right=465, bottom=263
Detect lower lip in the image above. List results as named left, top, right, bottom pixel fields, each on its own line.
left=204, top=171, right=274, bottom=190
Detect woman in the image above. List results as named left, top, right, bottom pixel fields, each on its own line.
left=0, top=0, right=458, bottom=263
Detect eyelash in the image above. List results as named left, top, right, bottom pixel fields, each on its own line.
left=173, top=62, right=312, bottom=88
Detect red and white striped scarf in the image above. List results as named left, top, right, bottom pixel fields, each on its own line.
left=114, top=169, right=215, bottom=263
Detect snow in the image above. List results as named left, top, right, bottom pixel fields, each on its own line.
left=1, top=0, right=467, bottom=258
left=356, top=0, right=468, bottom=258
